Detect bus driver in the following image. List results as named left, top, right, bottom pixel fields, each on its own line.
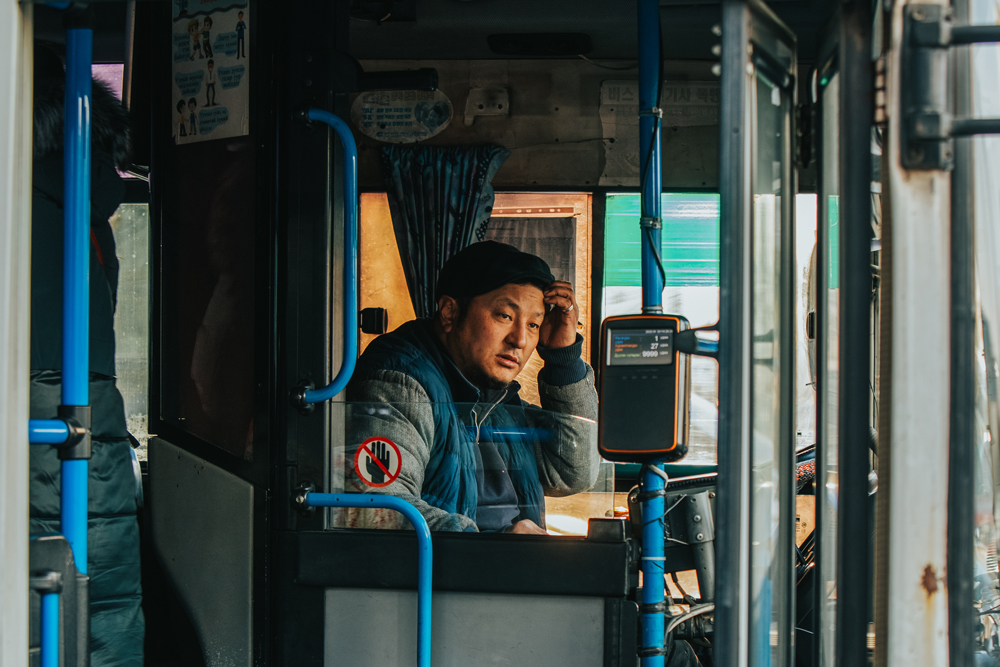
left=344, top=241, right=600, bottom=533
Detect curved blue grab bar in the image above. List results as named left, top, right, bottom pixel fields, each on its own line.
left=303, top=109, right=359, bottom=404
left=304, top=493, right=432, bottom=667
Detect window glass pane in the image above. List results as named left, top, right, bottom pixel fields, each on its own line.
left=327, top=402, right=611, bottom=536
left=819, top=69, right=841, bottom=667
left=359, top=192, right=593, bottom=408
left=970, top=0, right=1000, bottom=655
left=111, top=203, right=150, bottom=459
left=603, top=192, right=721, bottom=464
left=749, top=66, right=788, bottom=667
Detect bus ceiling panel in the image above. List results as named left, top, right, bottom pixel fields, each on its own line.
left=35, top=4, right=128, bottom=64
left=350, top=1, right=829, bottom=62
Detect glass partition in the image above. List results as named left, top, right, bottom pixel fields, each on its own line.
left=749, top=62, right=793, bottom=667
left=326, top=402, right=611, bottom=536
left=969, top=0, right=1000, bottom=656
left=111, top=202, right=151, bottom=458
left=603, top=192, right=721, bottom=463
left=817, top=68, right=841, bottom=667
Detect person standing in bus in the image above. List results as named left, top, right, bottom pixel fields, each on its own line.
left=30, top=44, right=144, bottom=666
left=345, top=241, right=599, bottom=534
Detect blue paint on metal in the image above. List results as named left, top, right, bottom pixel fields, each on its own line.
left=62, top=28, right=92, bottom=408
left=305, top=493, right=431, bottom=667
left=638, top=0, right=667, bottom=664
left=40, top=593, right=59, bottom=667
left=303, top=109, right=358, bottom=404
left=638, top=0, right=664, bottom=314
left=640, top=466, right=667, bottom=667
left=61, top=460, right=88, bottom=575
left=61, top=27, right=93, bottom=570
left=28, top=420, right=70, bottom=445
left=697, top=339, right=720, bottom=355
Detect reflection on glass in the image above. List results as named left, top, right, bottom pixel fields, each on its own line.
left=749, top=66, right=788, bottom=667
left=819, top=70, right=840, bottom=667
left=603, top=192, right=721, bottom=462
left=327, top=402, right=610, bottom=535
left=111, top=203, right=150, bottom=459
left=971, top=0, right=1000, bottom=654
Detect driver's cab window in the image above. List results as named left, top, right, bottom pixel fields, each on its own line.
left=353, top=192, right=610, bottom=536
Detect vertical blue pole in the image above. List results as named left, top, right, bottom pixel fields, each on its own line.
left=638, top=0, right=666, bottom=665
left=62, top=26, right=92, bottom=574
left=638, top=0, right=663, bottom=316
left=40, top=593, right=59, bottom=667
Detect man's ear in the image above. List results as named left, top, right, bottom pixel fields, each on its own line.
left=438, top=296, right=459, bottom=333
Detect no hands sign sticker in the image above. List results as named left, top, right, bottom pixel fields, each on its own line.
left=354, top=436, right=402, bottom=488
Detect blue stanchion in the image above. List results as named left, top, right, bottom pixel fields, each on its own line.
left=40, top=593, right=59, bottom=667
left=304, top=494, right=431, bottom=667
left=639, top=0, right=664, bottom=316
left=638, top=0, right=668, bottom=663
left=302, top=109, right=358, bottom=404
left=61, top=25, right=92, bottom=573
left=28, top=420, right=70, bottom=445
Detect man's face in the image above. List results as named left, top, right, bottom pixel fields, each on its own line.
left=439, top=283, right=545, bottom=390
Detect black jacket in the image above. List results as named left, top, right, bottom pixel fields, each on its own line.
left=30, top=50, right=144, bottom=667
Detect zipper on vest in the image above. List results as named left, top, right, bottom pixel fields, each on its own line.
left=471, top=389, right=508, bottom=444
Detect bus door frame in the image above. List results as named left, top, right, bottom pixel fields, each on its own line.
left=813, top=2, right=877, bottom=667
left=716, top=1, right=798, bottom=665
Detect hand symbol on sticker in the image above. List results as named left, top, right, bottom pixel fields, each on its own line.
left=365, top=441, right=391, bottom=485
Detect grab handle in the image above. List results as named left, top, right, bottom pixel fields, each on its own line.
left=291, top=109, right=359, bottom=408
left=302, top=493, right=432, bottom=667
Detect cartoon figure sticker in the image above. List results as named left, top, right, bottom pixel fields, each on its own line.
left=172, top=0, right=249, bottom=144
left=351, top=89, right=454, bottom=143
left=354, top=437, right=402, bottom=488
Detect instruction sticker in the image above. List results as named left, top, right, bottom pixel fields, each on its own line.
left=350, top=89, right=453, bottom=143
left=171, top=0, right=250, bottom=144
left=354, top=437, right=402, bottom=488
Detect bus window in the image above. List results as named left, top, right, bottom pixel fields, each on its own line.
left=111, top=201, right=151, bottom=458
left=603, top=192, right=720, bottom=463
left=359, top=191, right=593, bottom=408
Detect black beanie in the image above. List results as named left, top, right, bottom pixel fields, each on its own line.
left=435, top=241, right=554, bottom=302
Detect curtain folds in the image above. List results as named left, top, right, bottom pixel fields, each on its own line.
left=381, top=144, right=511, bottom=318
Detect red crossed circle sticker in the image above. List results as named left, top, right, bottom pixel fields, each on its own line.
left=354, top=436, right=402, bottom=488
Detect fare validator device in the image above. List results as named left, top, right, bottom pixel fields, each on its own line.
left=598, top=315, right=691, bottom=462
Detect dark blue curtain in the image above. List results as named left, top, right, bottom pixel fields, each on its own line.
left=381, top=144, right=511, bottom=318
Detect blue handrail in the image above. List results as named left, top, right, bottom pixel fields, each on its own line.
left=304, top=493, right=432, bottom=667
left=302, top=109, right=359, bottom=404
left=40, top=593, right=59, bottom=667
left=61, top=24, right=92, bottom=574
left=637, top=0, right=668, bottom=664
left=29, top=420, right=70, bottom=445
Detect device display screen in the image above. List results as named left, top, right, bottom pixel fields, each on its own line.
left=607, top=329, right=674, bottom=366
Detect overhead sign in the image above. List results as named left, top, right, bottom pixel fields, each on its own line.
left=354, top=437, right=402, bottom=488
left=351, top=90, right=454, bottom=143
